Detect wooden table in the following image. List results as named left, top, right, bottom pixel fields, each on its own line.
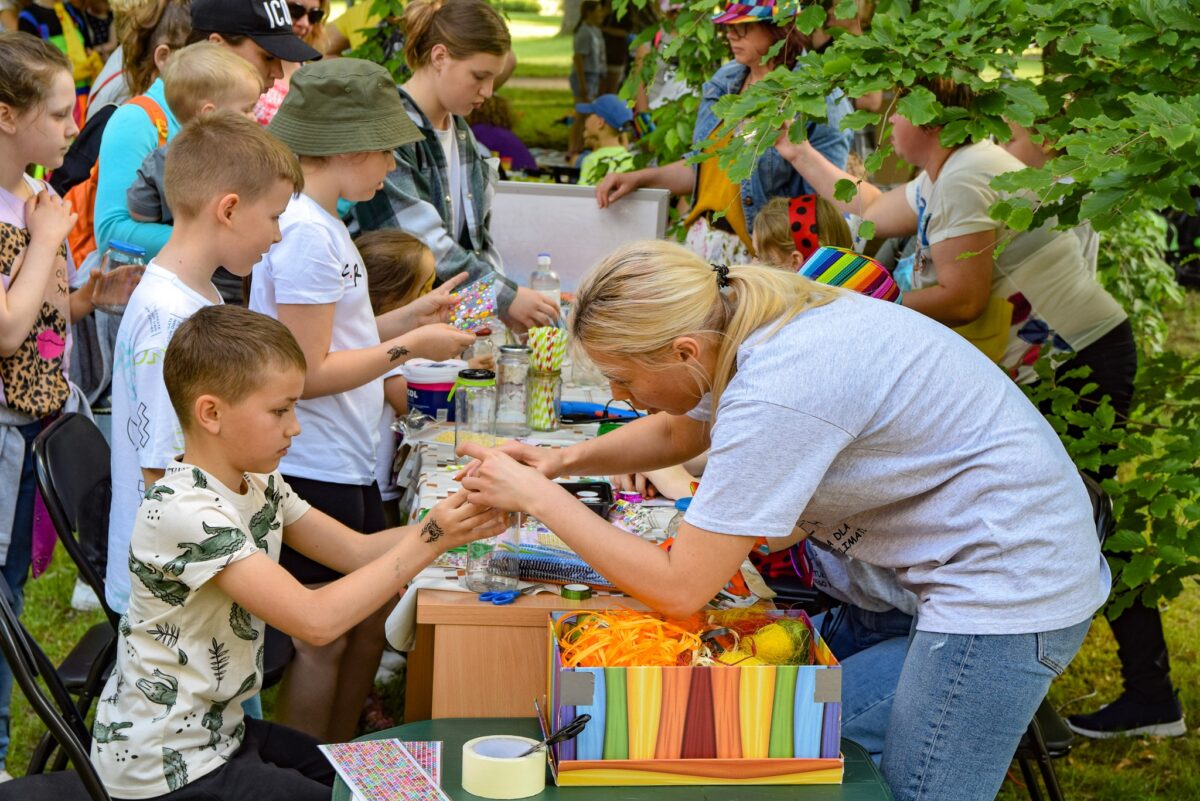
left=331, top=718, right=895, bottom=800
left=404, top=590, right=647, bottom=722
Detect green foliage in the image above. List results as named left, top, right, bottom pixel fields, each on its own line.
left=345, top=0, right=409, bottom=81
left=1020, top=212, right=1200, bottom=612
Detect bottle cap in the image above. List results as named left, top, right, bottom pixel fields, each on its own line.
left=108, top=240, right=148, bottom=257
left=674, top=497, right=693, bottom=512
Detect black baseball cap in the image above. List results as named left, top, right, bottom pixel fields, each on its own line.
left=191, top=0, right=322, bottom=63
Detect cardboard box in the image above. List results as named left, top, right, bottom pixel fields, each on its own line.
left=546, top=610, right=844, bottom=786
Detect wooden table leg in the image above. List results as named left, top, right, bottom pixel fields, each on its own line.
left=403, top=622, right=435, bottom=723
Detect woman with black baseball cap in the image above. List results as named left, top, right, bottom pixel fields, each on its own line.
left=188, top=0, right=319, bottom=83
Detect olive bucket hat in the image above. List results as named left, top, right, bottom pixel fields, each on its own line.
left=267, top=58, right=422, bottom=156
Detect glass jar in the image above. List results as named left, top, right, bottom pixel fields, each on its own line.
left=451, top=368, right=496, bottom=462
left=464, top=513, right=522, bottom=592
left=93, top=240, right=147, bottom=314
left=495, top=344, right=531, bottom=437
left=527, top=369, right=562, bottom=432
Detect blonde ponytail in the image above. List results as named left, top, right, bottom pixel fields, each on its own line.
left=403, top=0, right=510, bottom=70
left=571, top=240, right=840, bottom=416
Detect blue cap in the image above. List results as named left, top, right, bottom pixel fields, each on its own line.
left=108, top=240, right=147, bottom=257
left=675, top=497, right=692, bottom=512
left=575, top=94, right=633, bottom=132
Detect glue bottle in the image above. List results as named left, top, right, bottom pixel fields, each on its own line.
left=530, top=252, right=560, bottom=310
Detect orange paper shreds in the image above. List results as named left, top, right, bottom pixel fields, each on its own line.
left=556, top=610, right=706, bottom=668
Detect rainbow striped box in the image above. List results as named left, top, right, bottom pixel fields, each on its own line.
left=547, top=611, right=844, bottom=786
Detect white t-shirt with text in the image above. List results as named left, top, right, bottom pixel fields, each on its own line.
left=249, top=192, right=384, bottom=485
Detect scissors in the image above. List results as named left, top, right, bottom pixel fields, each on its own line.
left=479, top=590, right=521, bottom=605
left=518, top=713, right=592, bottom=757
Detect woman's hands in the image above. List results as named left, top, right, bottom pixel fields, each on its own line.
left=503, top=285, right=560, bottom=332
left=773, top=122, right=815, bottom=166
left=420, top=489, right=509, bottom=550
left=456, top=442, right=567, bottom=515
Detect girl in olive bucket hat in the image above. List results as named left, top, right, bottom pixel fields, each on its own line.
left=250, top=57, right=476, bottom=742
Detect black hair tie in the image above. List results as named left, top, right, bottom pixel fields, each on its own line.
left=711, top=263, right=731, bottom=288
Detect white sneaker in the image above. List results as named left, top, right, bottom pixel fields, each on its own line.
left=71, top=578, right=102, bottom=612
left=0, top=769, right=13, bottom=782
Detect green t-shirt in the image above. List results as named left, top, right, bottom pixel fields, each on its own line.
left=578, top=146, right=635, bottom=186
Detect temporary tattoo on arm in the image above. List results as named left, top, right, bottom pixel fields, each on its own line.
left=388, top=346, right=410, bottom=362
left=421, top=517, right=444, bottom=544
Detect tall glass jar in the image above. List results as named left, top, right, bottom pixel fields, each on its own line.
left=452, top=368, right=496, bottom=462
left=527, top=370, right=562, bottom=432
left=495, top=344, right=531, bottom=437
left=464, top=513, right=522, bottom=592
left=93, top=240, right=147, bottom=315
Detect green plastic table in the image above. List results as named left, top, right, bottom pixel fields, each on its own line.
left=331, top=717, right=894, bottom=800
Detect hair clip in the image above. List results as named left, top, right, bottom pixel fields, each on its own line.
left=711, top=263, right=731, bottom=288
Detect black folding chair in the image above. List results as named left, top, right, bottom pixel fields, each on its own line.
left=1013, top=472, right=1113, bottom=801
left=0, top=578, right=111, bottom=801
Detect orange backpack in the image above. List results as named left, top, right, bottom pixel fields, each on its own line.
left=66, top=95, right=169, bottom=266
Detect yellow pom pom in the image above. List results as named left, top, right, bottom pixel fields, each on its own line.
left=740, top=623, right=795, bottom=665
left=717, top=651, right=767, bottom=667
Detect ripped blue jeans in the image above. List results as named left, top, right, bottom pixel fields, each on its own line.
left=880, top=619, right=1092, bottom=801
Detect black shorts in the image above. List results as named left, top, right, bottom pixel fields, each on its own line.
left=279, top=475, right=385, bottom=585
left=125, top=718, right=334, bottom=801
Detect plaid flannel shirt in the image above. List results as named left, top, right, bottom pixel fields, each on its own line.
left=352, top=87, right=516, bottom=312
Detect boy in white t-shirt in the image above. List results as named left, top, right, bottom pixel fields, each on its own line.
left=92, top=304, right=505, bottom=801
left=107, top=111, right=303, bottom=614
left=249, top=58, right=474, bottom=741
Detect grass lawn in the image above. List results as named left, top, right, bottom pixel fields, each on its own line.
left=509, top=12, right=573, bottom=78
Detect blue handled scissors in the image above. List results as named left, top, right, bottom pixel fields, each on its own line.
left=479, top=590, right=520, bottom=605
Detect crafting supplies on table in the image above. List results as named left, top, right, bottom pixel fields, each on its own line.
left=546, top=609, right=844, bottom=787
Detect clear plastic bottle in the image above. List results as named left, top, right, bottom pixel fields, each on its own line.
left=464, top=513, right=522, bottom=592
left=93, top=240, right=147, bottom=314
left=495, top=344, right=531, bottom=437
left=665, top=496, right=693, bottom=540
left=530, top=252, right=560, bottom=310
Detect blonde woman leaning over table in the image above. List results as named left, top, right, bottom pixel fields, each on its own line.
left=456, top=239, right=1108, bottom=801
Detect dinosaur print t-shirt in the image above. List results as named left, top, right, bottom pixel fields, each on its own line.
left=91, top=460, right=309, bottom=798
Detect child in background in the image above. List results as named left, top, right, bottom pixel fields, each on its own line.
left=751, top=194, right=853, bottom=270
left=467, top=95, right=537, bottom=174
left=106, top=111, right=302, bottom=617
left=352, top=0, right=559, bottom=332
left=92, top=304, right=506, bottom=801
left=575, top=93, right=635, bottom=186
left=357, top=229, right=496, bottom=525
left=251, top=58, right=475, bottom=742
left=126, top=42, right=263, bottom=225
left=569, top=0, right=606, bottom=159
left=79, top=0, right=115, bottom=59
left=0, top=31, right=106, bottom=781
left=17, top=0, right=104, bottom=118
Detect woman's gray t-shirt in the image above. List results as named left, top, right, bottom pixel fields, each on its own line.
left=685, top=292, right=1110, bottom=635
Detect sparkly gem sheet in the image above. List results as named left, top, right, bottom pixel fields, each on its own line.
left=320, top=738, right=447, bottom=801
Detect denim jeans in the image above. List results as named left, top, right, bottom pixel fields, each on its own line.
left=0, top=421, right=41, bottom=770
left=880, top=618, right=1092, bottom=801
left=812, top=606, right=913, bottom=762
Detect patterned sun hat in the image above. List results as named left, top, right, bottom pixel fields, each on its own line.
left=712, top=0, right=797, bottom=25
left=799, top=246, right=902, bottom=303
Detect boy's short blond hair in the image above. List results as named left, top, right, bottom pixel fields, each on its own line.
left=163, top=110, right=304, bottom=221
left=160, top=41, right=263, bottom=125
left=164, top=305, right=307, bottom=431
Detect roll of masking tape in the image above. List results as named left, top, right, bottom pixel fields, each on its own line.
left=561, top=583, right=592, bottom=601
left=461, top=735, right=546, bottom=799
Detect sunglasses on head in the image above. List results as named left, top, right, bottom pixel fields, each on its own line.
left=287, top=3, right=325, bottom=24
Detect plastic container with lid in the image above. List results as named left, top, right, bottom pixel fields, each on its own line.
left=530, top=252, right=560, bottom=309
left=400, top=358, right=467, bottom=422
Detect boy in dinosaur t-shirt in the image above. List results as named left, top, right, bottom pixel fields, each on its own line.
left=91, top=305, right=505, bottom=801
